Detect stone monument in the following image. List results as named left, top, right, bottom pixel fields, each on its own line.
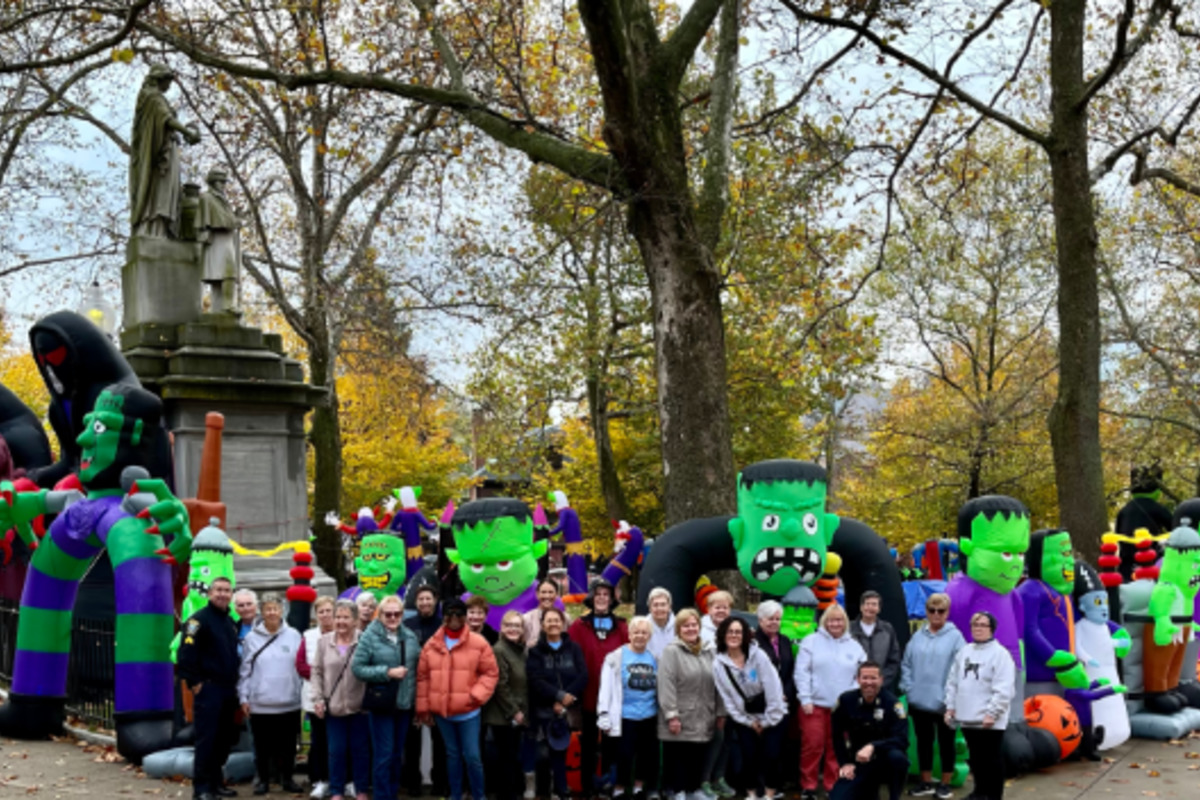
left=119, top=64, right=331, bottom=594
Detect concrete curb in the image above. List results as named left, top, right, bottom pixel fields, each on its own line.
left=0, top=686, right=118, bottom=748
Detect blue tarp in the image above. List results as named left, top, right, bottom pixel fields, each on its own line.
left=836, top=579, right=948, bottom=619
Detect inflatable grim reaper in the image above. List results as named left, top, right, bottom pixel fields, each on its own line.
left=635, top=459, right=909, bottom=644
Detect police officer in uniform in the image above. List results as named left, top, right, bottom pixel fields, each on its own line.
left=830, top=660, right=910, bottom=800
left=178, top=576, right=241, bottom=800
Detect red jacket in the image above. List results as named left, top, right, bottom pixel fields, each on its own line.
left=569, top=615, right=629, bottom=711
left=417, top=627, right=499, bottom=718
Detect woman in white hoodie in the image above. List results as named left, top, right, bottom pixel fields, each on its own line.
left=712, top=617, right=786, bottom=800
left=945, top=611, right=1016, bottom=800
left=794, top=605, right=866, bottom=800
left=239, top=593, right=304, bottom=796
left=597, top=616, right=660, bottom=800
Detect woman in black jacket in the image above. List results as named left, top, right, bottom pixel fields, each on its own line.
left=526, top=608, right=588, bottom=800
left=755, top=601, right=798, bottom=788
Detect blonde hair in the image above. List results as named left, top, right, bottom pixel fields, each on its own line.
left=628, top=615, right=653, bottom=635
left=501, top=609, right=526, bottom=634
left=314, top=596, right=335, bottom=612
left=377, top=595, right=404, bottom=618
left=707, top=591, right=733, bottom=609
left=674, top=607, right=702, bottom=635
left=818, top=604, right=848, bottom=631
left=926, top=593, right=950, bottom=611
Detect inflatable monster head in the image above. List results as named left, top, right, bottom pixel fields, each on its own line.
left=77, top=384, right=168, bottom=492
left=1160, top=525, right=1200, bottom=607
left=1028, top=528, right=1075, bottom=595
left=183, top=518, right=236, bottom=619
left=729, top=459, right=839, bottom=596
left=1073, top=561, right=1110, bottom=625
left=447, top=498, right=546, bottom=606
left=957, top=495, right=1030, bottom=594
left=355, top=531, right=408, bottom=598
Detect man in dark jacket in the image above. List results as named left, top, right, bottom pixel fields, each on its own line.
left=177, top=577, right=240, bottom=800
left=830, top=662, right=909, bottom=800
left=403, top=583, right=447, bottom=796
left=568, top=579, right=628, bottom=797
left=850, top=590, right=902, bottom=692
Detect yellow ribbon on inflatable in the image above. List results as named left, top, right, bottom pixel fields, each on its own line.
left=230, top=540, right=312, bottom=558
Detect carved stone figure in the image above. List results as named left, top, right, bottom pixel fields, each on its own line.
left=197, top=168, right=241, bottom=313
left=129, top=64, right=201, bottom=238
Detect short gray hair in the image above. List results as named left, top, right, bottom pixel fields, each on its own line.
left=756, top=600, right=783, bottom=620
left=356, top=593, right=378, bottom=608
left=233, top=588, right=258, bottom=605
left=648, top=586, right=673, bottom=606
left=628, top=615, right=653, bottom=635
left=334, top=599, right=359, bottom=617
left=260, top=592, right=285, bottom=610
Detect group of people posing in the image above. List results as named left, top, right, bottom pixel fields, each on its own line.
left=177, top=577, right=1017, bottom=800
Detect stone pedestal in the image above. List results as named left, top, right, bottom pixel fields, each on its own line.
left=123, top=237, right=203, bottom=327
left=122, top=315, right=334, bottom=595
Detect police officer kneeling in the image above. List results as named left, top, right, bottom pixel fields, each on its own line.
left=830, top=660, right=910, bottom=800
left=178, top=576, right=241, bottom=800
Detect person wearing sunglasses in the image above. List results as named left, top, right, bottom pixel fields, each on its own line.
left=353, top=595, right=421, bottom=800
left=899, top=593, right=965, bottom=799
left=417, top=598, right=500, bottom=800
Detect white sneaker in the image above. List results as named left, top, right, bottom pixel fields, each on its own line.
left=310, top=781, right=329, bottom=799
left=524, top=773, right=536, bottom=800
left=345, top=782, right=355, bottom=797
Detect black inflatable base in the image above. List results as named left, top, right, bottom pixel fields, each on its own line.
left=0, top=693, right=65, bottom=739
left=115, top=710, right=175, bottom=765
left=1002, top=722, right=1060, bottom=775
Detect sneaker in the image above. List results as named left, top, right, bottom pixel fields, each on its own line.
left=935, top=784, right=953, bottom=799
left=524, top=774, right=536, bottom=800
left=344, top=783, right=354, bottom=797
left=910, top=782, right=936, bottom=797
left=713, top=781, right=736, bottom=799
left=311, top=782, right=330, bottom=799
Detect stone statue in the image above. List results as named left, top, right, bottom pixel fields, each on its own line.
left=197, top=168, right=241, bottom=313
left=129, top=64, right=201, bottom=238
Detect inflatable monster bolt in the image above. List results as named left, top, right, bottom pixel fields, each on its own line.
left=0, top=384, right=190, bottom=764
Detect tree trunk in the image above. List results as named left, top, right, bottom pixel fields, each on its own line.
left=308, top=339, right=345, bottom=588
left=1045, top=0, right=1108, bottom=564
left=586, top=374, right=630, bottom=523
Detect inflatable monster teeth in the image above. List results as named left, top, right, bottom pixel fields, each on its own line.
left=751, top=546, right=822, bottom=582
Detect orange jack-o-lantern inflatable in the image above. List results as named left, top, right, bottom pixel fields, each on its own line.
left=1024, top=694, right=1082, bottom=760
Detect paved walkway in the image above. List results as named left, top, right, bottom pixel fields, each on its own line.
left=2, top=732, right=1200, bottom=799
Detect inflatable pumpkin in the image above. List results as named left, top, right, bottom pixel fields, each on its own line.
left=1024, top=694, right=1082, bottom=760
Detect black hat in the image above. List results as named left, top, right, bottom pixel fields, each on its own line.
left=584, top=577, right=616, bottom=611
left=443, top=598, right=468, bottom=616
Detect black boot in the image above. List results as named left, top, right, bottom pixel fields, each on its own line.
left=1175, top=682, right=1200, bottom=708
left=1144, top=691, right=1184, bottom=715
left=0, top=693, right=64, bottom=739
left=114, top=710, right=175, bottom=765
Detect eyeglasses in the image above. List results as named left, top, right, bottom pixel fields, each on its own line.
left=381, top=612, right=402, bottom=619
left=926, top=608, right=947, bottom=615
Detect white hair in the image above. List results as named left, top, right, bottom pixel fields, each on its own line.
left=756, top=600, right=783, bottom=620
left=648, top=586, right=673, bottom=606
left=356, top=593, right=378, bottom=607
left=233, top=588, right=258, bottom=605
left=628, top=615, right=653, bottom=635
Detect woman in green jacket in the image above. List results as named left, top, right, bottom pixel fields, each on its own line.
left=484, top=610, right=530, bottom=800
left=352, top=595, right=420, bottom=800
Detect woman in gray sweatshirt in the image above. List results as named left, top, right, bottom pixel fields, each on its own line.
left=900, top=592, right=965, bottom=799
left=944, top=611, right=1016, bottom=800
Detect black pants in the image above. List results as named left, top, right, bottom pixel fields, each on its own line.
left=581, top=710, right=618, bottom=793
left=663, top=740, right=708, bottom=794
left=616, top=718, right=660, bottom=790
left=307, top=712, right=329, bottom=783
left=249, top=711, right=300, bottom=785
left=963, top=727, right=1006, bottom=800
left=732, top=721, right=784, bottom=795
left=404, top=717, right=449, bottom=795
left=193, top=684, right=240, bottom=795
left=829, top=746, right=908, bottom=800
left=490, top=724, right=523, bottom=800
left=911, top=708, right=956, bottom=776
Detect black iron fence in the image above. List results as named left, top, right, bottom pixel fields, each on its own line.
left=0, top=598, right=116, bottom=730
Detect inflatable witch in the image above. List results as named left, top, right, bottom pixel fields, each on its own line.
left=0, top=384, right=191, bottom=763
left=388, top=485, right=438, bottom=579
left=635, top=459, right=908, bottom=643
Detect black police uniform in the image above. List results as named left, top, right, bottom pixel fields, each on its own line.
left=830, top=688, right=910, bottom=800
left=177, top=602, right=241, bottom=799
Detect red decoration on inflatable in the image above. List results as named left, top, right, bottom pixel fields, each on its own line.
left=1024, top=694, right=1082, bottom=760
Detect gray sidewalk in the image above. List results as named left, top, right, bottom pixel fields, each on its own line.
left=2, top=733, right=1199, bottom=799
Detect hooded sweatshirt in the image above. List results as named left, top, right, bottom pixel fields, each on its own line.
left=900, top=621, right=966, bottom=713
left=648, top=613, right=676, bottom=659
left=795, top=626, right=867, bottom=708
left=713, top=643, right=787, bottom=728
left=238, top=620, right=303, bottom=713
left=944, top=637, right=1016, bottom=728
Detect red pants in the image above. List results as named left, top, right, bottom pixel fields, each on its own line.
left=800, top=705, right=839, bottom=792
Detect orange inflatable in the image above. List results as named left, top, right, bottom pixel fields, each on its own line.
left=1024, top=694, right=1081, bottom=760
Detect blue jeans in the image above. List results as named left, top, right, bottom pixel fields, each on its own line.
left=327, top=713, right=372, bottom=796
left=368, top=710, right=411, bottom=800
left=436, top=714, right=485, bottom=800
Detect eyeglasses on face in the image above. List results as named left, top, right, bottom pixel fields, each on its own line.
left=926, top=608, right=947, bottom=615
left=381, top=611, right=402, bottom=619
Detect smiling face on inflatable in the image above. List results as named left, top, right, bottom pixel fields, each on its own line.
left=958, top=495, right=1030, bottom=595
left=1029, top=528, right=1075, bottom=595
left=728, top=460, right=840, bottom=596
left=356, top=533, right=408, bottom=598
left=447, top=498, right=547, bottom=606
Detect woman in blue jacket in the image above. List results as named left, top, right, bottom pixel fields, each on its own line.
left=900, top=593, right=965, bottom=799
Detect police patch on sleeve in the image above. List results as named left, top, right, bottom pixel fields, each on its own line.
left=894, top=702, right=906, bottom=719
left=186, top=619, right=201, bottom=635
